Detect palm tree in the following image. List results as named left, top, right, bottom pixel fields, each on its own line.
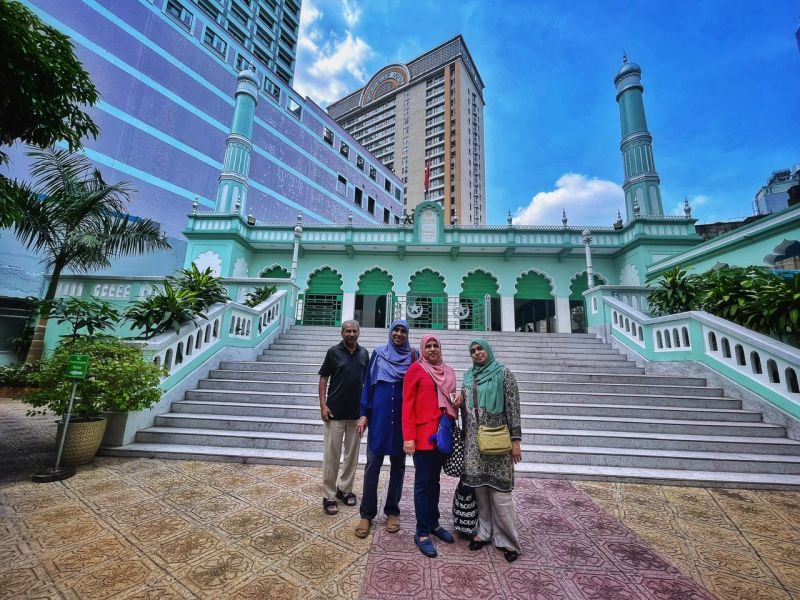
left=12, top=147, right=171, bottom=363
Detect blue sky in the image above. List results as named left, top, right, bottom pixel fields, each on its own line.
left=294, top=0, right=800, bottom=226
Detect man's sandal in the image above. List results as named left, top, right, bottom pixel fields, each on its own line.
left=385, top=515, right=400, bottom=533
left=323, top=498, right=338, bottom=515
left=336, top=487, right=357, bottom=506
left=355, top=518, right=371, bottom=538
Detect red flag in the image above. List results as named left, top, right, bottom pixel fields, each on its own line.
left=424, top=159, right=430, bottom=194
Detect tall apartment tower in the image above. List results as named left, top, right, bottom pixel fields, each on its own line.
left=2, top=0, right=403, bottom=298
left=327, top=36, right=487, bottom=225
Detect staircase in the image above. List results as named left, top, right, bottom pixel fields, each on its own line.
left=107, top=326, right=800, bottom=487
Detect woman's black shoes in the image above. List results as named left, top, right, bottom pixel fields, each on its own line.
left=468, top=539, right=488, bottom=551
left=503, top=549, right=519, bottom=563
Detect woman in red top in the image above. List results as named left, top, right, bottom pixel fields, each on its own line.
left=402, top=334, right=458, bottom=558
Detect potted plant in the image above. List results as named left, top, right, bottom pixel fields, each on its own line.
left=24, top=336, right=163, bottom=466
left=243, top=284, right=277, bottom=307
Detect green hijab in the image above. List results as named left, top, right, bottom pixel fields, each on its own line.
left=463, top=337, right=506, bottom=414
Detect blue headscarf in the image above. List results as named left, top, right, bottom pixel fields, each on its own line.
left=371, top=319, right=413, bottom=384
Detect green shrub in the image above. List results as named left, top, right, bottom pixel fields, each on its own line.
left=167, top=263, right=229, bottom=309
left=243, top=285, right=277, bottom=307
left=0, top=362, right=39, bottom=387
left=24, top=337, right=163, bottom=419
left=647, top=267, right=704, bottom=316
left=649, top=266, right=800, bottom=346
left=125, top=282, right=206, bottom=339
left=51, top=297, right=120, bottom=341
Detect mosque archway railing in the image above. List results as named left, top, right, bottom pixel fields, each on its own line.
left=390, top=294, right=490, bottom=331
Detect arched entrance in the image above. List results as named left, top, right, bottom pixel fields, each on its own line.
left=355, top=269, right=393, bottom=328
left=514, top=271, right=555, bottom=332
left=260, top=265, right=291, bottom=278
left=301, top=267, right=343, bottom=326
left=569, top=272, right=607, bottom=333
left=459, top=270, right=501, bottom=331
left=406, top=269, right=446, bottom=329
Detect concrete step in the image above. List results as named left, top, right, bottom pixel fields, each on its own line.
left=196, top=379, right=738, bottom=410
left=125, top=427, right=800, bottom=476
left=100, top=443, right=800, bottom=489
left=270, top=339, right=615, bottom=352
left=210, top=368, right=700, bottom=388
left=155, top=413, right=322, bottom=434
left=250, top=355, right=644, bottom=375
left=519, top=444, right=800, bottom=474
left=520, top=404, right=760, bottom=422
left=261, top=346, right=628, bottom=361
left=528, top=415, right=785, bottom=437
left=517, top=390, right=739, bottom=409
left=511, top=371, right=703, bottom=385
left=185, top=389, right=318, bottom=405
left=290, top=326, right=599, bottom=340
left=136, top=427, right=327, bottom=451
left=518, top=381, right=723, bottom=398
left=525, top=429, right=800, bottom=455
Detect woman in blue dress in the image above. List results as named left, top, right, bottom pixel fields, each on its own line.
left=355, top=319, right=416, bottom=538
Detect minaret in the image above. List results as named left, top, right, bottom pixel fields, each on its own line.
left=614, top=54, right=664, bottom=219
left=215, top=70, right=258, bottom=214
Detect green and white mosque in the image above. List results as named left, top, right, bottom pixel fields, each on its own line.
left=44, top=57, right=800, bottom=482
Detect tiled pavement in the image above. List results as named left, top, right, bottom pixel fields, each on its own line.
left=2, top=397, right=800, bottom=599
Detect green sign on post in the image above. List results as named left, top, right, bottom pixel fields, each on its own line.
left=66, top=354, right=89, bottom=380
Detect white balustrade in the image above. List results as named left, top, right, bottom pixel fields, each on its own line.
left=144, top=290, right=287, bottom=381
left=702, top=319, right=800, bottom=399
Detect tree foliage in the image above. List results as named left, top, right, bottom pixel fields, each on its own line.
left=648, top=266, right=800, bottom=346
left=167, top=263, right=230, bottom=309
left=125, top=282, right=207, bottom=340
left=0, top=0, right=99, bottom=162
left=12, top=147, right=170, bottom=362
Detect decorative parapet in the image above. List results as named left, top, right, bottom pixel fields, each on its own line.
left=184, top=205, right=700, bottom=257
left=586, top=288, right=800, bottom=418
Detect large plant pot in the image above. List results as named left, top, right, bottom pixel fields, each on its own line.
left=56, top=417, right=107, bottom=467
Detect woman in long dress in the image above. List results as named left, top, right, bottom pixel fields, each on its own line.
left=461, top=337, right=523, bottom=562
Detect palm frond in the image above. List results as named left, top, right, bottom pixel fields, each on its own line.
left=101, top=215, right=171, bottom=258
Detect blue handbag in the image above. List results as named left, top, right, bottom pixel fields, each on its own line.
left=430, top=412, right=455, bottom=455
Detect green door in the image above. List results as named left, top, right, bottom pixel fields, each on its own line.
left=460, top=271, right=499, bottom=330
left=408, top=269, right=446, bottom=329
left=302, top=268, right=343, bottom=326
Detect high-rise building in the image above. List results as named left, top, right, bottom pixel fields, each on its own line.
left=2, top=0, right=402, bottom=298
left=753, top=165, right=800, bottom=215
left=327, top=36, right=486, bottom=226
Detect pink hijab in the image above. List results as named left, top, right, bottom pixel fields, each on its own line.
left=418, top=334, right=457, bottom=418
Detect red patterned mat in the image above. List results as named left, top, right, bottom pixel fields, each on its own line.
left=360, top=477, right=716, bottom=600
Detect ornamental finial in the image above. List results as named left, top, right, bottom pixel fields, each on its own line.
left=622, top=50, right=628, bottom=64
left=507, top=209, right=513, bottom=226
left=684, top=197, right=692, bottom=218
left=192, top=196, right=199, bottom=214
left=633, top=197, right=641, bottom=218
left=562, top=209, right=568, bottom=227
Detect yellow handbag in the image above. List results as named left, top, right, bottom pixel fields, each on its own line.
left=473, top=386, right=512, bottom=455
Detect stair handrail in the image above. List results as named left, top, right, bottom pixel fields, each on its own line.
left=138, top=290, right=289, bottom=388
left=592, top=291, right=800, bottom=418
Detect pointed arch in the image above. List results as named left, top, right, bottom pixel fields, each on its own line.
left=259, top=264, right=291, bottom=278
left=356, top=267, right=395, bottom=295
left=407, top=267, right=447, bottom=295
left=304, top=265, right=343, bottom=294
left=460, top=269, right=500, bottom=298
left=514, top=269, right=555, bottom=299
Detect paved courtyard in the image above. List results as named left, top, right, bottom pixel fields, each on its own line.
left=1, top=397, right=799, bottom=599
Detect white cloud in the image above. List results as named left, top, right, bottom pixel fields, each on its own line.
left=293, top=0, right=373, bottom=107
left=671, top=194, right=709, bottom=217
left=342, top=0, right=361, bottom=27
left=512, top=173, right=624, bottom=227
